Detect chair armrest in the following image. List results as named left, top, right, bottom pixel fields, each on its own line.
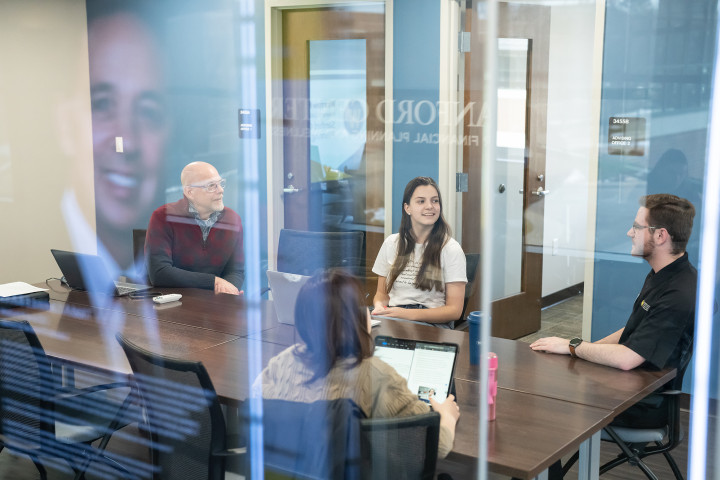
left=0, top=433, right=41, bottom=451
left=213, top=447, right=247, bottom=457
left=658, top=389, right=683, bottom=396
left=454, top=320, right=469, bottom=331
left=54, top=382, right=139, bottom=430
left=57, top=381, right=135, bottom=397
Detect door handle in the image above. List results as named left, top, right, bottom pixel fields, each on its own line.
left=283, top=185, right=301, bottom=194
left=531, top=187, right=549, bottom=196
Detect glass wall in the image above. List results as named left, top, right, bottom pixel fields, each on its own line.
left=1, top=0, right=719, bottom=479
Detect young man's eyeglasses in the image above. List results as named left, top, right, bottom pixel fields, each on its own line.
left=631, top=222, right=662, bottom=233
left=186, top=179, right=227, bottom=193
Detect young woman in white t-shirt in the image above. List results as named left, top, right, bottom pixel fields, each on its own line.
left=372, top=177, right=467, bottom=328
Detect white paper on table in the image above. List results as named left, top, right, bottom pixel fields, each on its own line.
left=0, top=282, right=49, bottom=298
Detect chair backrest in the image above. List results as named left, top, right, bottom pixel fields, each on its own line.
left=664, top=339, right=694, bottom=439
left=132, top=229, right=148, bottom=283
left=276, top=229, right=364, bottom=276
left=243, top=398, right=365, bottom=480
left=459, top=253, right=481, bottom=322
left=360, top=411, right=440, bottom=480
left=0, top=319, right=57, bottom=445
left=116, top=334, right=227, bottom=480
left=672, top=338, right=694, bottom=391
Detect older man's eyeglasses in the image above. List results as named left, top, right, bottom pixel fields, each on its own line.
left=631, top=222, right=661, bottom=233
left=187, top=179, right=227, bottom=193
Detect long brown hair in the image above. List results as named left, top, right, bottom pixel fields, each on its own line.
left=295, top=270, right=374, bottom=382
left=386, top=177, right=451, bottom=293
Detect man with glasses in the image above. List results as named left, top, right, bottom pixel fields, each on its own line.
left=529, top=194, right=696, bottom=479
left=145, top=161, right=244, bottom=295
left=531, top=193, right=696, bottom=417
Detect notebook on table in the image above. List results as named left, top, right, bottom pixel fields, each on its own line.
left=373, top=335, right=458, bottom=403
left=51, top=249, right=152, bottom=297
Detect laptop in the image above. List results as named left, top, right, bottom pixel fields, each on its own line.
left=266, top=270, right=311, bottom=325
left=267, top=270, right=381, bottom=327
left=51, top=249, right=152, bottom=297
left=374, top=335, right=458, bottom=403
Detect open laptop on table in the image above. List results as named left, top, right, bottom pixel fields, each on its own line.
left=266, top=270, right=311, bottom=325
left=51, top=249, right=152, bottom=297
left=373, top=335, right=458, bottom=403
left=267, top=270, right=381, bottom=327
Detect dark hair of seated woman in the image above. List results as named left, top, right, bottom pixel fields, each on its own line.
left=294, top=269, right=374, bottom=383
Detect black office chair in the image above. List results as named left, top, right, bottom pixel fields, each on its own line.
left=276, top=229, right=365, bottom=277
left=242, top=398, right=365, bottom=479
left=562, top=345, right=693, bottom=480
left=599, top=346, right=693, bottom=480
left=453, top=253, right=481, bottom=331
left=0, top=319, right=137, bottom=480
left=132, top=229, right=148, bottom=283
left=361, top=411, right=441, bottom=480
left=116, top=334, right=245, bottom=480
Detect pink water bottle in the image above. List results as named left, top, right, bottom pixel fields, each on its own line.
left=488, top=352, right=498, bottom=421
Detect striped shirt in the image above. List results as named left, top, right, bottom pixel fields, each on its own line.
left=188, top=203, right=221, bottom=242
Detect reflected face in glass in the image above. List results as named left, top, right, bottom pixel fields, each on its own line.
left=404, top=185, right=441, bottom=229
left=88, top=12, right=169, bottom=231
left=627, top=207, right=656, bottom=258
left=667, top=162, right=688, bottom=190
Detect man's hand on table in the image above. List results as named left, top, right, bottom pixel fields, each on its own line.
left=529, top=336, right=571, bottom=355
left=215, top=277, right=242, bottom=296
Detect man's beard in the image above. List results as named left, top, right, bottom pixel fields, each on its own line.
left=641, top=237, right=655, bottom=258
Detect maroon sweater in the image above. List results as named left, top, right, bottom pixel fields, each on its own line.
left=145, top=197, right=244, bottom=290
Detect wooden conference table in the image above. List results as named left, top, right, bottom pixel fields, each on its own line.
left=6, top=281, right=675, bottom=480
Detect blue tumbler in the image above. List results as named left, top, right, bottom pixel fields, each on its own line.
left=468, top=311, right=482, bottom=365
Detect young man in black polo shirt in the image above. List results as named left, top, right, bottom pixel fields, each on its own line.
left=530, top=193, right=695, bottom=377
left=529, top=194, right=696, bottom=477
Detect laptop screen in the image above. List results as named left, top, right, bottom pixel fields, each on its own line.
left=374, top=335, right=458, bottom=403
left=50, top=249, right=150, bottom=296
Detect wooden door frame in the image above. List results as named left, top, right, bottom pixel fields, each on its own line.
left=264, top=0, right=394, bottom=270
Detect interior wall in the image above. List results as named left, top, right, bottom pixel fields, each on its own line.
left=0, top=0, right=94, bottom=284
left=391, top=0, right=440, bottom=232
left=541, top=3, right=595, bottom=297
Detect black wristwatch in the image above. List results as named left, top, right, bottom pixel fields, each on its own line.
left=569, top=337, right=583, bottom=358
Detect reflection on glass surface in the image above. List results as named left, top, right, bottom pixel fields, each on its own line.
left=85, top=2, right=169, bottom=278
left=309, top=39, right=367, bottom=181
left=492, top=38, right=528, bottom=301
left=309, top=39, right=367, bottom=230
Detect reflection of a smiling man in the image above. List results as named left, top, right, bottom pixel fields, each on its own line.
left=62, top=2, right=169, bottom=278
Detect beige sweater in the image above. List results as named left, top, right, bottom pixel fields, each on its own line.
left=253, top=344, right=454, bottom=458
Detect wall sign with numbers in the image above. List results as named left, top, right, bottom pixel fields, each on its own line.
left=608, top=117, right=646, bottom=156
left=238, top=109, right=261, bottom=139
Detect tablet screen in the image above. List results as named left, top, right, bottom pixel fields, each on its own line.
left=374, top=336, right=458, bottom=403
